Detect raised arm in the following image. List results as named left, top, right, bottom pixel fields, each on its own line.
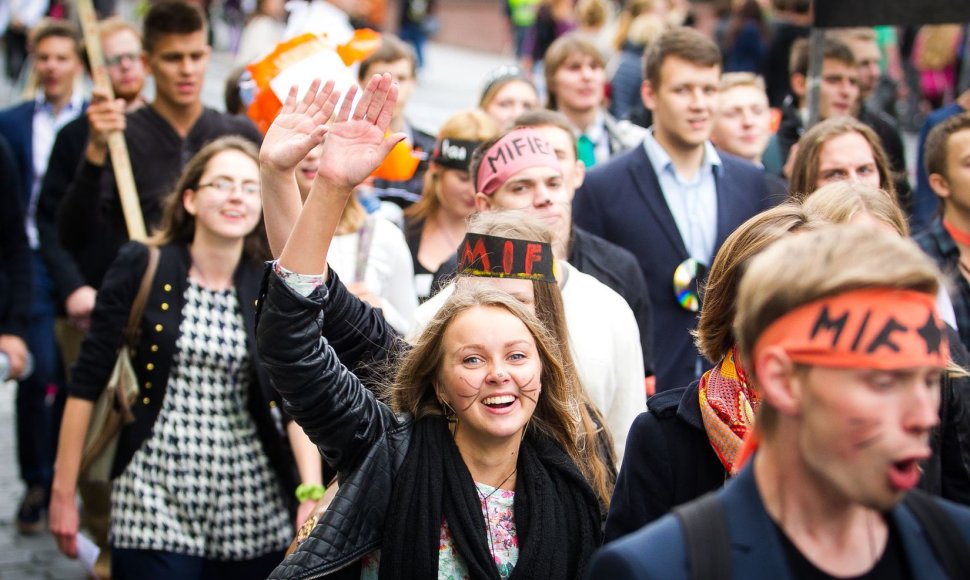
left=257, top=74, right=407, bottom=471
left=256, top=266, right=398, bottom=474
left=277, top=73, right=405, bottom=275
left=259, top=79, right=339, bottom=258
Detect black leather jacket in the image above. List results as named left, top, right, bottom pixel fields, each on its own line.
left=256, top=267, right=413, bottom=579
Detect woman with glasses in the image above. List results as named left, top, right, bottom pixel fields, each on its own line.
left=49, top=137, right=309, bottom=579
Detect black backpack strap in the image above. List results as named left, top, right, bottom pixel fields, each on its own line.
left=903, top=489, right=970, bottom=579
left=674, top=492, right=731, bottom=580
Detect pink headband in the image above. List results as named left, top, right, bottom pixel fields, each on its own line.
left=475, top=128, right=562, bottom=195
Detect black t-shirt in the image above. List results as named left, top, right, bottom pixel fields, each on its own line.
left=775, top=516, right=911, bottom=580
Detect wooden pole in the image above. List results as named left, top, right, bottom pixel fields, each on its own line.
left=76, top=0, right=147, bottom=241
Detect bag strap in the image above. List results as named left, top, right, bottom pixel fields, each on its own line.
left=674, top=491, right=731, bottom=580
left=903, top=489, right=970, bottom=579
left=354, top=214, right=376, bottom=283
left=124, top=246, right=160, bottom=350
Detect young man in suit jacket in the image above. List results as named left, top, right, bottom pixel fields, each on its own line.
left=0, top=19, right=85, bottom=535
left=588, top=225, right=970, bottom=579
left=573, top=27, right=775, bottom=393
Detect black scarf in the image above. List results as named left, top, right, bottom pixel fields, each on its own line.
left=378, top=417, right=601, bottom=580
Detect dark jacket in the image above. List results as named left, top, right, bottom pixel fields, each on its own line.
left=0, top=99, right=87, bottom=206
left=36, top=115, right=94, bottom=304
left=609, top=41, right=646, bottom=122
left=587, top=462, right=970, bottom=579
left=0, top=101, right=41, bottom=206
left=0, top=134, right=31, bottom=338
left=256, top=266, right=412, bottom=580
left=573, top=145, right=776, bottom=391
left=58, top=106, right=261, bottom=288
left=603, top=328, right=970, bottom=543
left=68, top=242, right=297, bottom=496
left=603, top=383, right=724, bottom=543
left=761, top=21, right=809, bottom=108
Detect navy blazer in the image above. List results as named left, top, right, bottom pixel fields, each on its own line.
left=0, top=99, right=88, bottom=207
left=587, top=463, right=970, bottom=579
left=573, top=144, right=777, bottom=391
left=0, top=101, right=37, bottom=206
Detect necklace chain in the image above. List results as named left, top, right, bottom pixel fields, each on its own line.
left=477, top=467, right=516, bottom=564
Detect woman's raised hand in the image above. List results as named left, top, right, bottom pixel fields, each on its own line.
left=260, top=79, right=340, bottom=173
left=315, top=73, right=406, bottom=190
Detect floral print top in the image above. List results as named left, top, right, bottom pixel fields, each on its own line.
left=361, top=482, right=518, bottom=579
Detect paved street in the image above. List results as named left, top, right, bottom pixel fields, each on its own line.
left=0, top=381, right=87, bottom=579
left=0, top=35, right=506, bottom=578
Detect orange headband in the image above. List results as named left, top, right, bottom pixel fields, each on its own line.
left=753, top=288, right=948, bottom=370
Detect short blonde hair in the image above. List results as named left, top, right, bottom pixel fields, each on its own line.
left=98, top=16, right=142, bottom=43
left=801, top=182, right=908, bottom=237
left=719, top=72, right=766, bottom=93
left=734, top=225, right=940, bottom=370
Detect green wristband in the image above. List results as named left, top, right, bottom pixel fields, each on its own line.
left=295, top=483, right=326, bottom=503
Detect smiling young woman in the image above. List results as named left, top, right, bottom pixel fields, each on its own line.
left=256, top=75, right=604, bottom=579
left=49, top=137, right=314, bottom=579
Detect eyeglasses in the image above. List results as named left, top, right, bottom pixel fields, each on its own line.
left=198, top=177, right=260, bottom=196
left=672, top=257, right=707, bottom=312
left=105, top=52, right=140, bottom=68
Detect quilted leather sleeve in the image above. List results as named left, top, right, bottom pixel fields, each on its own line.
left=256, top=265, right=401, bottom=474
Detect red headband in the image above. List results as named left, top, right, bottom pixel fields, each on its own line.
left=476, top=128, right=561, bottom=195
left=753, top=288, right=948, bottom=370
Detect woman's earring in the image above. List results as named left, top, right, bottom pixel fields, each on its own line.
left=440, top=398, right=458, bottom=422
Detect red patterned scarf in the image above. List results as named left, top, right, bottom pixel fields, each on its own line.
left=698, top=346, right=760, bottom=475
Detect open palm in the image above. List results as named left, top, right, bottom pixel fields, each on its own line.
left=260, top=79, right=340, bottom=172
left=316, top=74, right=406, bottom=189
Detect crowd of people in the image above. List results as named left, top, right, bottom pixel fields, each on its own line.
left=3, top=0, right=970, bottom=578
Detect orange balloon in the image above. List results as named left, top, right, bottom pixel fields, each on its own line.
left=372, top=137, right=422, bottom=181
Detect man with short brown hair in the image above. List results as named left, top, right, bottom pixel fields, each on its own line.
left=779, top=35, right=909, bottom=205
left=58, top=0, right=262, bottom=290
left=574, top=26, right=775, bottom=392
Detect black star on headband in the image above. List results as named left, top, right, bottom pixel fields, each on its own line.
left=917, top=312, right=943, bottom=355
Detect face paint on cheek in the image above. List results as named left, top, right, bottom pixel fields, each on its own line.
left=517, top=374, right=540, bottom=405
left=456, top=376, right=483, bottom=411
left=846, top=416, right=885, bottom=450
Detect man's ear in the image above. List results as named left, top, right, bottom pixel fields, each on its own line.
left=474, top=192, right=493, bottom=212
left=640, top=79, right=657, bottom=111
left=790, top=73, right=807, bottom=101
left=571, top=159, right=586, bottom=189
left=929, top=173, right=951, bottom=200
left=755, top=347, right=803, bottom=418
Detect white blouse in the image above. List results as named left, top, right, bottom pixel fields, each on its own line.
left=328, top=216, right=419, bottom=335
